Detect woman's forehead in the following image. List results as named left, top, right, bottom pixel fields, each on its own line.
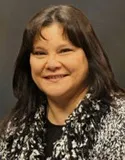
left=33, top=23, right=69, bottom=44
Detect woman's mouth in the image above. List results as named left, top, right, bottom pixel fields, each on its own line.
left=44, top=74, right=68, bottom=82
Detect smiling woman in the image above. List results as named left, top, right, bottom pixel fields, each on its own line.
left=30, top=23, right=89, bottom=106
left=0, top=4, right=125, bottom=160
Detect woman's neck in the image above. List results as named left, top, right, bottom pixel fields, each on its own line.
left=47, top=87, right=88, bottom=125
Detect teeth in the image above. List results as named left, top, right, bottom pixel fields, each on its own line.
left=48, top=75, right=65, bottom=79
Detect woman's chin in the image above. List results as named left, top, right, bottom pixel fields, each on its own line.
left=45, top=91, right=67, bottom=99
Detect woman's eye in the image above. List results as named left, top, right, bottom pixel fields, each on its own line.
left=60, top=48, right=73, bottom=53
left=32, top=51, right=46, bottom=55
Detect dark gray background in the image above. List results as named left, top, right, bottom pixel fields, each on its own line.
left=0, top=0, right=125, bottom=119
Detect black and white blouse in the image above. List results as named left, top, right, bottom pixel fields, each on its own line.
left=0, top=93, right=125, bottom=159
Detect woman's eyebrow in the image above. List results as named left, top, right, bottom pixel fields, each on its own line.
left=33, top=43, right=73, bottom=52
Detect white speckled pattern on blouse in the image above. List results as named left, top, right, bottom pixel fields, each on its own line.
left=0, top=93, right=125, bottom=160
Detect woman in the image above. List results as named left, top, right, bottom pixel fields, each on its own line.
left=0, top=4, right=125, bottom=160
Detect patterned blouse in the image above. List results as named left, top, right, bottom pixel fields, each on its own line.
left=0, top=93, right=125, bottom=160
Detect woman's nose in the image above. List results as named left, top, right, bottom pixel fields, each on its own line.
left=45, top=55, right=61, bottom=71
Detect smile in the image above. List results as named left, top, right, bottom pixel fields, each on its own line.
left=44, top=74, right=68, bottom=82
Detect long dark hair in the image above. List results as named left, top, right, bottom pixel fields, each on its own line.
left=0, top=4, right=124, bottom=133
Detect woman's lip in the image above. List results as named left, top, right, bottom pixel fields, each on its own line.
left=44, top=74, right=68, bottom=78
left=43, top=74, right=68, bottom=82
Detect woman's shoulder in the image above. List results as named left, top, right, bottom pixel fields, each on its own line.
left=110, top=95, right=125, bottom=122
left=101, top=95, right=125, bottom=139
left=100, top=95, right=125, bottom=140
left=90, top=96, right=125, bottom=159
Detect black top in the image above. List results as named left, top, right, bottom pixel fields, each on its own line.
left=45, top=118, right=64, bottom=158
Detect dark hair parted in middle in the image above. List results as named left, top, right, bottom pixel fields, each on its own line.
left=12, top=5, right=123, bottom=122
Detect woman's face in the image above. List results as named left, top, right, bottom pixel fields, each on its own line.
left=30, top=23, right=89, bottom=100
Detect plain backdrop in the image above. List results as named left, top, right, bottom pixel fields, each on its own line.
left=0, top=0, right=125, bottom=119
